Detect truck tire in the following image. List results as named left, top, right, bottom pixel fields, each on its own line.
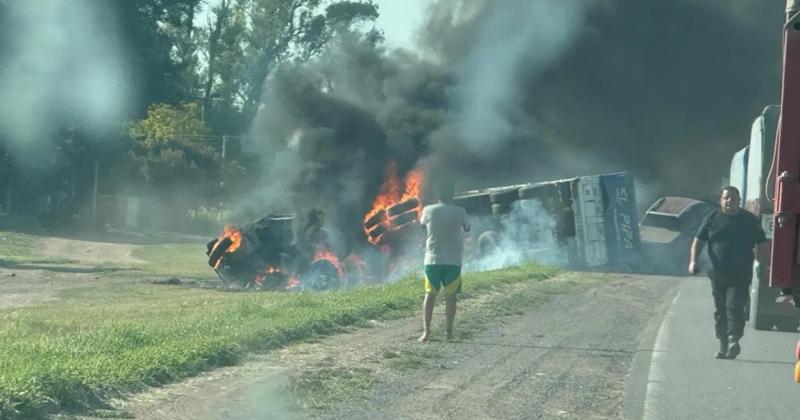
left=364, top=209, right=386, bottom=230
left=208, top=237, right=233, bottom=267
left=489, top=188, right=519, bottom=205
left=304, top=259, right=341, bottom=290
left=367, top=224, right=386, bottom=240
left=387, top=198, right=420, bottom=217
left=391, top=210, right=419, bottom=227
left=478, top=230, right=500, bottom=256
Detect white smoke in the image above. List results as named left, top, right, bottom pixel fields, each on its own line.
left=0, top=0, right=131, bottom=165
left=465, top=199, right=566, bottom=272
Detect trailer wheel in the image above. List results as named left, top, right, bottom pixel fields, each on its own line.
left=390, top=210, right=419, bottom=227
left=304, top=259, right=342, bottom=290
left=364, top=209, right=386, bottom=230
left=387, top=198, right=420, bottom=217
left=478, top=230, right=500, bottom=256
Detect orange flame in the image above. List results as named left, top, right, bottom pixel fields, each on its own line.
left=363, top=163, right=425, bottom=244
left=313, top=244, right=346, bottom=279
left=222, top=224, right=243, bottom=252
left=401, top=168, right=424, bottom=204
left=363, top=162, right=403, bottom=235
left=286, top=275, right=300, bottom=289
left=213, top=224, right=244, bottom=269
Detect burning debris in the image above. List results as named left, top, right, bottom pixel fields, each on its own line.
left=206, top=163, right=428, bottom=290
left=363, top=163, right=424, bottom=245
left=205, top=166, right=645, bottom=291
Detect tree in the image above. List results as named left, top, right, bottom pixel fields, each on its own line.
left=196, top=0, right=380, bottom=133
left=129, top=102, right=210, bottom=148
left=243, top=0, right=379, bottom=117
left=110, top=0, right=203, bottom=113
left=126, top=102, right=251, bottom=217
left=128, top=102, right=217, bottom=200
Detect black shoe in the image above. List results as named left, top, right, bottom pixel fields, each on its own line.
left=727, top=336, right=741, bottom=359
left=715, top=337, right=729, bottom=359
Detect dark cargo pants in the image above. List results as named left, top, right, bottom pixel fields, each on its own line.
left=709, top=272, right=750, bottom=340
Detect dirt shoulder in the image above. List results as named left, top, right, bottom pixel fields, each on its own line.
left=0, top=236, right=145, bottom=310
left=39, top=236, right=143, bottom=266
left=90, top=271, right=679, bottom=420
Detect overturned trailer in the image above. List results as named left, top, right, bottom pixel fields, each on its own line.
left=455, top=172, right=642, bottom=271
left=207, top=172, right=642, bottom=290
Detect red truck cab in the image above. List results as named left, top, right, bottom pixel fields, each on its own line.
left=769, top=0, right=800, bottom=382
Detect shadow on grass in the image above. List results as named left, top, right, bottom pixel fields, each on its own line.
left=1, top=216, right=210, bottom=246
left=0, top=260, right=130, bottom=274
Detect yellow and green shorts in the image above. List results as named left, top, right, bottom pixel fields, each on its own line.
left=423, top=264, right=462, bottom=296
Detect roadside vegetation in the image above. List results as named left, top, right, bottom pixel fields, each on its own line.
left=0, top=231, right=74, bottom=265
left=0, top=230, right=562, bottom=418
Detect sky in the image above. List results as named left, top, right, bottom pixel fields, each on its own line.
left=197, top=0, right=429, bottom=51
left=372, top=0, right=428, bottom=50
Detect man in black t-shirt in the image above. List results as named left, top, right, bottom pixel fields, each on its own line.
left=689, top=186, right=769, bottom=359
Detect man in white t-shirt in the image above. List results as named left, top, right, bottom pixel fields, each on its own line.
left=418, top=181, right=470, bottom=343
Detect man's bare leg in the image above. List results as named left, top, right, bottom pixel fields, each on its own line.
left=445, top=294, right=457, bottom=340
left=419, top=292, right=437, bottom=343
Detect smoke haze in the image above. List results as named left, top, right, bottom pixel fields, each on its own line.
left=0, top=0, right=131, bottom=168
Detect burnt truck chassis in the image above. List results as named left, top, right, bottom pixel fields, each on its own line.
left=206, top=214, right=351, bottom=291
left=205, top=211, right=401, bottom=291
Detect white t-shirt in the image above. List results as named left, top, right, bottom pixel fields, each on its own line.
left=419, top=202, right=468, bottom=266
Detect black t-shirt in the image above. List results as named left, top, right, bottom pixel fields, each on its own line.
left=696, top=209, right=768, bottom=276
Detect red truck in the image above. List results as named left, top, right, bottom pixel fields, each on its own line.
left=729, top=0, right=800, bottom=382
left=766, top=0, right=800, bottom=382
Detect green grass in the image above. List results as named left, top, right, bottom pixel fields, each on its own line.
left=0, top=231, right=72, bottom=264
left=292, top=366, right=378, bottom=411
left=0, top=231, right=38, bottom=259
left=130, top=243, right=214, bottom=278
left=0, top=229, right=213, bottom=277
left=0, top=263, right=560, bottom=418
left=385, top=345, right=441, bottom=371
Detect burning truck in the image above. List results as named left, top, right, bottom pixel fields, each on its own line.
left=205, top=168, right=642, bottom=290
left=206, top=164, right=426, bottom=290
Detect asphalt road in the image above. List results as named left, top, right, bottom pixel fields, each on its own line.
left=625, top=277, right=800, bottom=420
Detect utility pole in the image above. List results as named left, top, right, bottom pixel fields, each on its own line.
left=92, top=160, right=99, bottom=226
left=3, top=173, right=11, bottom=215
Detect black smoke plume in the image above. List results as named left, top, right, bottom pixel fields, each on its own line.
left=247, top=0, right=784, bottom=249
